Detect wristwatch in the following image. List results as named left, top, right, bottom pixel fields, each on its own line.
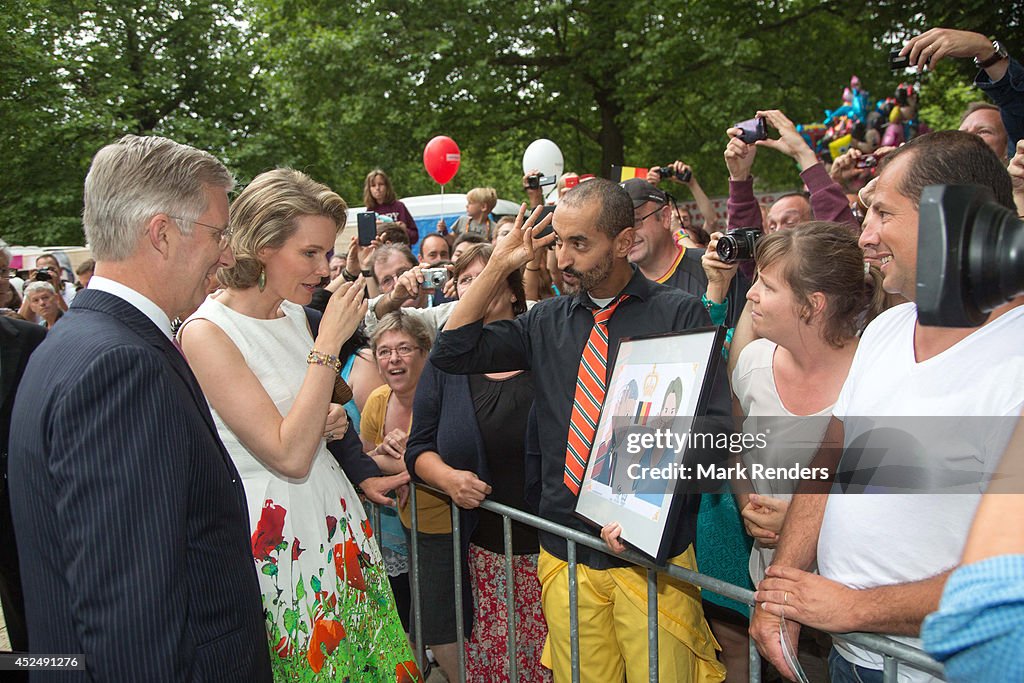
left=975, top=40, right=1009, bottom=69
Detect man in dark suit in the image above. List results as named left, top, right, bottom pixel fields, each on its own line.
left=0, top=313, right=46, bottom=667
left=8, top=135, right=272, bottom=682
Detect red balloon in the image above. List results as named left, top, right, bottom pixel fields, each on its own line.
left=422, top=136, right=461, bottom=185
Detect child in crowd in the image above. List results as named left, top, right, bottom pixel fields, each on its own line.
left=438, top=187, right=497, bottom=240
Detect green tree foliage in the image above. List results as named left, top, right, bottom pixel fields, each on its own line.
left=1, top=0, right=264, bottom=245
left=1, top=1, right=1020, bottom=245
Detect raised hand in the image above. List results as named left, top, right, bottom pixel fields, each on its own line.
left=724, top=133, right=757, bottom=181
left=318, top=277, right=368, bottom=352
left=755, top=109, right=818, bottom=170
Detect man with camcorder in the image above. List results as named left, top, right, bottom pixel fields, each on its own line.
left=749, top=130, right=1024, bottom=683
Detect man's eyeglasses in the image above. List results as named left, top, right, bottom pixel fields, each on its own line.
left=378, top=267, right=410, bottom=292
left=169, top=216, right=233, bottom=249
left=0, top=268, right=15, bottom=279
left=634, top=205, right=662, bottom=226
left=375, top=345, right=419, bottom=361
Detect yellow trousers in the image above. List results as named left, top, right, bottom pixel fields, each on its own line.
left=538, top=546, right=725, bottom=683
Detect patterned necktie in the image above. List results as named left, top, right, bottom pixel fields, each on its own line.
left=564, top=295, right=627, bottom=494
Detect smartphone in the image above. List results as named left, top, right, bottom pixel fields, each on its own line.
left=734, top=117, right=767, bottom=144
left=889, top=48, right=910, bottom=70
left=357, top=212, right=376, bottom=247
left=533, top=205, right=557, bottom=239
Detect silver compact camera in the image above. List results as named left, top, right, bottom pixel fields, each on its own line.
left=422, top=267, right=449, bottom=289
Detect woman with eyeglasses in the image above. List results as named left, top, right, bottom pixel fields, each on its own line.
left=404, top=243, right=550, bottom=683
left=179, top=168, right=419, bottom=681
left=359, top=311, right=448, bottom=670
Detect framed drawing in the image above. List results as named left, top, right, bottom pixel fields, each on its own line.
left=574, top=327, right=726, bottom=563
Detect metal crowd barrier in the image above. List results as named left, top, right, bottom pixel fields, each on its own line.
left=366, top=483, right=945, bottom=683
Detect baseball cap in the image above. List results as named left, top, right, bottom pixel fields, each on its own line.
left=621, top=178, right=667, bottom=208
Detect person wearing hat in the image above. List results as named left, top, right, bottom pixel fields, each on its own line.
left=622, top=178, right=710, bottom=300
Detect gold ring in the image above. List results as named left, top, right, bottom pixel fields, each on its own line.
left=784, top=591, right=790, bottom=606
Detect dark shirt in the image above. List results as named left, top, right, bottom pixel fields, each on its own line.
left=976, top=57, right=1024, bottom=157
left=469, top=372, right=539, bottom=555
left=430, top=266, right=732, bottom=569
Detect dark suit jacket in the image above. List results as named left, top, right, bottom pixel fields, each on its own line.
left=8, top=290, right=271, bottom=682
left=0, top=315, right=47, bottom=658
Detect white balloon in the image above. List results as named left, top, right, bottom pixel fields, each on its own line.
left=522, top=139, right=564, bottom=178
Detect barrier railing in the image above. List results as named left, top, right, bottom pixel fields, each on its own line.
left=370, top=483, right=945, bottom=683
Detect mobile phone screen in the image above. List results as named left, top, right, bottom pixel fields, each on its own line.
left=357, top=212, right=376, bottom=247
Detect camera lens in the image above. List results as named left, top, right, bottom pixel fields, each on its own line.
left=717, top=235, right=741, bottom=263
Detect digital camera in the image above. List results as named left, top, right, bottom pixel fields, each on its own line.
left=422, top=267, right=449, bottom=289
left=657, top=167, right=692, bottom=183
left=717, top=227, right=762, bottom=264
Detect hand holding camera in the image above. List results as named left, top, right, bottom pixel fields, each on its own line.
left=33, top=267, right=57, bottom=285
left=701, top=231, right=741, bottom=305
left=421, top=267, right=449, bottom=290
left=716, top=227, right=762, bottom=265
left=900, top=28, right=1004, bottom=74
left=724, top=134, right=758, bottom=181
left=647, top=161, right=693, bottom=186
left=390, top=266, right=425, bottom=305
left=751, top=109, right=819, bottom=171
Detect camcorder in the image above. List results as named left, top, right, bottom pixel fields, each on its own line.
left=657, top=166, right=692, bottom=183
left=916, top=185, right=1023, bottom=327
left=422, top=267, right=449, bottom=289
left=717, top=227, right=763, bottom=264
left=526, top=174, right=557, bottom=189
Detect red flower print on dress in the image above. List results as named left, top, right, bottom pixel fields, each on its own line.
left=360, top=518, right=373, bottom=539
left=273, top=636, right=292, bottom=659
left=251, top=500, right=286, bottom=561
left=291, top=537, right=304, bottom=561
left=334, top=539, right=366, bottom=591
left=306, top=618, right=346, bottom=673
left=396, top=660, right=424, bottom=683
left=326, top=515, right=337, bottom=540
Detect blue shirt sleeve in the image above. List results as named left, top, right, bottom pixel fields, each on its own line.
left=922, top=553, right=1024, bottom=683
left=975, top=57, right=1024, bottom=157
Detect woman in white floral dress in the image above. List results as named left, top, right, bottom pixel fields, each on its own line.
left=181, top=169, right=420, bottom=682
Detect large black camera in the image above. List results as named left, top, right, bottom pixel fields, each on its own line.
left=657, top=166, right=692, bottom=183
left=916, top=185, right=1023, bottom=327
left=33, top=267, right=55, bottom=282
left=717, top=227, right=762, bottom=264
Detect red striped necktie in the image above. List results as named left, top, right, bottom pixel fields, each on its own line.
left=564, top=295, right=628, bottom=494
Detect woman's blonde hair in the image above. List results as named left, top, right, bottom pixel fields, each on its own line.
left=219, top=169, right=347, bottom=289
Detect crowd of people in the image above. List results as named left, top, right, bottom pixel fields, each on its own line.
left=0, top=24, right=1022, bottom=683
